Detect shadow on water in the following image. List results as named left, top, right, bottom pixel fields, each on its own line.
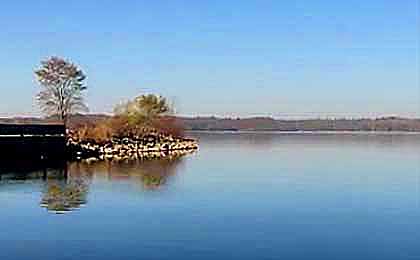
left=0, top=155, right=188, bottom=213
left=0, top=159, right=68, bottom=181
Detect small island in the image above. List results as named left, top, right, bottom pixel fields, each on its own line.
left=1, top=56, right=198, bottom=162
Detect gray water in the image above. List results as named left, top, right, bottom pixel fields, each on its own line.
left=0, top=132, right=419, bottom=259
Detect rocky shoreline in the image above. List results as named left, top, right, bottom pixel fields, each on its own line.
left=67, top=133, right=198, bottom=161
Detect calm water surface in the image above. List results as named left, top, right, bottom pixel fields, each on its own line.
left=0, top=133, right=419, bottom=259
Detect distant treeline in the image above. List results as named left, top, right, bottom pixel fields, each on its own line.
left=178, top=116, right=420, bottom=132
left=2, top=115, right=420, bottom=132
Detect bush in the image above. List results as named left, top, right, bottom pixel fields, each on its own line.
left=71, top=114, right=184, bottom=144
left=70, top=94, right=184, bottom=142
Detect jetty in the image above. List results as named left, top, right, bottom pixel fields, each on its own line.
left=0, top=124, right=66, bottom=160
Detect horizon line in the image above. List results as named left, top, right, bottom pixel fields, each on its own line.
left=0, top=113, right=419, bottom=121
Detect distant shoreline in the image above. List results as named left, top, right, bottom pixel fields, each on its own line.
left=186, top=130, right=420, bottom=135
left=2, top=114, right=420, bottom=132
left=180, top=116, right=420, bottom=132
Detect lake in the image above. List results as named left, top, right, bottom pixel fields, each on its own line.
left=0, top=132, right=419, bottom=260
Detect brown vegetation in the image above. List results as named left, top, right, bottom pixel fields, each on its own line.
left=70, top=108, right=184, bottom=144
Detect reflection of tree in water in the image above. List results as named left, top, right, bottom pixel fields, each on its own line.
left=79, top=155, right=185, bottom=190
left=0, top=155, right=186, bottom=213
left=141, top=172, right=165, bottom=189
left=40, top=180, right=88, bottom=213
left=40, top=163, right=92, bottom=214
left=137, top=158, right=182, bottom=190
left=122, top=157, right=184, bottom=190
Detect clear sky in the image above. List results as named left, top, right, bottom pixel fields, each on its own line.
left=0, top=0, right=418, bottom=118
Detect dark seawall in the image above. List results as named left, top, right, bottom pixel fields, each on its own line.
left=0, top=124, right=66, bottom=161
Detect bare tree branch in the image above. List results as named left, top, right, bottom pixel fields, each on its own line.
left=35, top=57, right=88, bottom=126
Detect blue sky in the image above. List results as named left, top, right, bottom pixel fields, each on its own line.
left=0, top=0, right=418, bottom=118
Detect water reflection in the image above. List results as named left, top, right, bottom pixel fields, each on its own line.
left=40, top=166, right=91, bottom=214
left=0, top=134, right=419, bottom=259
left=80, top=156, right=186, bottom=190
left=0, top=154, right=189, bottom=213
left=189, top=131, right=420, bottom=151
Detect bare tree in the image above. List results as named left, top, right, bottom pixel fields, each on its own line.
left=35, top=57, right=88, bottom=127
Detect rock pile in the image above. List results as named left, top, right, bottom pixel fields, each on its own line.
left=67, top=133, right=198, bottom=161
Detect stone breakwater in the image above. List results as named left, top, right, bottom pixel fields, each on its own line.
left=67, top=134, right=198, bottom=161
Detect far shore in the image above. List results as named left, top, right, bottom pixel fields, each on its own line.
left=186, top=130, right=420, bottom=135
left=2, top=114, right=420, bottom=133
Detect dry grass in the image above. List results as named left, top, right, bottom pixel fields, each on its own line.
left=71, top=115, right=184, bottom=143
